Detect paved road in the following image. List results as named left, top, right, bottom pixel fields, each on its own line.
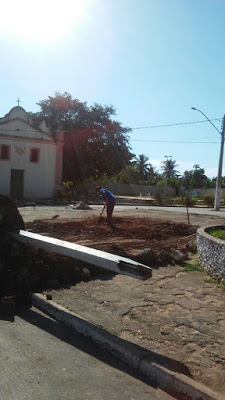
left=0, top=307, right=172, bottom=400
left=18, top=204, right=225, bottom=223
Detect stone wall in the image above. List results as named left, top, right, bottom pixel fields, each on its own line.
left=197, top=225, right=225, bottom=281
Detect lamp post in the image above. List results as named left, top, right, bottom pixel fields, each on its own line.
left=191, top=107, right=225, bottom=211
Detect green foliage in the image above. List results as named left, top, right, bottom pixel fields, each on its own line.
left=186, top=196, right=196, bottom=206
left=62, top=181, right=74, bottom=199
left=203, top=194, right=214, bottom=207
left=161, top=157, right=179, bottom=180
left=157, top=179, right=167, bottom=187
left=154, top=189, right=164, bottom=204
left=182, top=262, right=203, bottom=272
left=115, top=165, right=140, bottom=184
left=32, top=92, right=133, bottom=183
left=146, top=164, right=160, bottom=185
left=133, top=154, right=150, bottom=182
left=154, top=188, right=173, bottom=204
left=204, top=277, right=225, bottom=291
left=172, top=196, right=183, bottom=204
left=208, top=228, right=225, bottom=240
left=93, top=175, right=112, bottom=184
left=181, top=165, right=210, bottom=189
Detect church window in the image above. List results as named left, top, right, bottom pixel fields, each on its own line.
left=1, top=145, right=10, bottom=160
left=30, top=148, right=40, bottom=163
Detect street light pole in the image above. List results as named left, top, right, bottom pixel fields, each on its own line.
left=214, top=116, right=225, bottom=210
left=191, top=107, right=224, bottom=211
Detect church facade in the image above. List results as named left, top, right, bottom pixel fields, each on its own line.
left=0, top=106, right=64, bottom=199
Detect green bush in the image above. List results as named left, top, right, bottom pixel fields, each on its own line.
left=172, top=197, right=183, bottom=204
left=154, top=190, right=163, bottom=204
left=184, top=196, right=196, bottom=207
left=203, top=194, right=214, bottom=207
left=62, top=181, right=74, bottom=199
left=154, top=189, right=173, bottom=205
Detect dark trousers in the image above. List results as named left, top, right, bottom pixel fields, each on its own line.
left=106, top=202, right=115, bottom=224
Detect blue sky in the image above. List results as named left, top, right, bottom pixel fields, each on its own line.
left=1, top=0, right=225, bottom=178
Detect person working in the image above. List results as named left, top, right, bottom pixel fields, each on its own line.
left=96, top=186, right=116, bottom=225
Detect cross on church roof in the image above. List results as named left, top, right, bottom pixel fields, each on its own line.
left=16, top=97, right=21, bottom=106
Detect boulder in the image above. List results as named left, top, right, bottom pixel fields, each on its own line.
left=170, top=248, right=187, bottom=262
left=186, top=240, right=197, bottom=254
left=136, top=248, right=156, bottom=266
left=0, top=195, right=25, bottom=232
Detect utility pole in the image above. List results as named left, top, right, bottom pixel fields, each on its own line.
left=214, top=115, right=225, bottom=211
left=191, top=107, right=224, bottom=211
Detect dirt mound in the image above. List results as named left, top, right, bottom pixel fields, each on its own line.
left=26, top=216, right=196, bottom=260
left=72, top=201, right=92, bottom=210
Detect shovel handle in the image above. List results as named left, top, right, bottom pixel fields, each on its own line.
left=100, top=205, right=106, bottom=215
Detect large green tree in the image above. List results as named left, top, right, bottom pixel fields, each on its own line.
left=181, top=165, right=210, bottom=188
left=30, top=92, right=133, bottom=182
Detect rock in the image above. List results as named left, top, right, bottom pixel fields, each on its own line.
left=170, top=248, right=187, bottom=262
left=81, top=268, right=91, bottom=281
left=136, top=248, right=156, bottom=266
left=186, top=240, right=197, bottom=254
left=157, top=249, right=171, bottom=265
left=0, top=195, right=25, bottom=232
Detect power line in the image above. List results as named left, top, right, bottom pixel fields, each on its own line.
left=131, top=118, right=222, bottom=130
left=0, top=118, right=222, bottom=134
left=130, top=139, right=220, bottom=144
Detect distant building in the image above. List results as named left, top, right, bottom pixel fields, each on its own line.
left=0, top=106, right=64, bottom=199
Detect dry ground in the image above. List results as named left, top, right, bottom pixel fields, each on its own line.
left=24, top=208, right=225, bottom=395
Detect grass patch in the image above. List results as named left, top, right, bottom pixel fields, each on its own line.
left=208, top=228, right=225, bottom=240
left=218, top=282, right=225, bottom=291
left=204, top=277, right=217, bottom=284
left=204, top=277, right=225, bottom=291
left=131, top=315, right=143, bottom=323
left=182, top=262, right=204, bottom=272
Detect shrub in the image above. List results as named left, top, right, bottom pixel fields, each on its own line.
left=154, top=190, right=163, bottom=204
left=203, top=194, right=214, bottom=207
left=62, top=181, right=74, bottom=199
left=184, top=196, right=196, bottom=207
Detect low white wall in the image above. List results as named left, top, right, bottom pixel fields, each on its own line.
left=77, top=182, right=176, bottom=197
left=76, top=182, right=222, bottom=198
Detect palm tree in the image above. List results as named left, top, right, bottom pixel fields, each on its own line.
left=161, top=157, right=179, bottom=180
left=133, top=154, right=150, bottom=182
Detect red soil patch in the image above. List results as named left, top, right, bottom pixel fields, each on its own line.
left=26, top=216, right=197, bottom=258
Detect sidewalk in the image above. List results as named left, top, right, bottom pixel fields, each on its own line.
left=42, top=263, right=225, bottom=396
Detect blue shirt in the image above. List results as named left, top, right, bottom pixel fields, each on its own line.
left=100, top=189, right=116, bottom=203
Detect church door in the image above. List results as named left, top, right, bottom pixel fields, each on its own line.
left=10, top=169, right=24, bottom=198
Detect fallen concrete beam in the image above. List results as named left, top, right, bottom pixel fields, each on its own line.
left=11, top=230, right=152, bottom=280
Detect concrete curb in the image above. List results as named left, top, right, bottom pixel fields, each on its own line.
left=32, top=293, right=224, bottom=400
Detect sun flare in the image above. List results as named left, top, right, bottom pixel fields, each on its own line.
left=0, top=0, right=89, bottom=42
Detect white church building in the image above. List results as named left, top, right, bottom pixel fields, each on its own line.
left=0, top=105, right=64, bottom=199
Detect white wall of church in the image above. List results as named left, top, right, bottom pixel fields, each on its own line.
left=0, top=137, right=57, bottom=199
